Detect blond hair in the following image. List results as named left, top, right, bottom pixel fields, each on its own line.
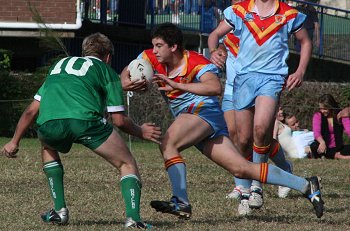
left=82, top=33, right=114, bottom=59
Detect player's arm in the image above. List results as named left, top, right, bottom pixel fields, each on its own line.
left=110, top=112, right=161, bottom=144
left=208, top=20, right=232, bottom=69
left=286, top=28, right=312, bottom=91
left=2, top=100, right=40, bottom=158
left=273, top=120, right=279, bottom=140
left=154, top=72, right=222, bottom=96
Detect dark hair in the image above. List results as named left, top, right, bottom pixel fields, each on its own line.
left=318, top=94, right=340, bottom=113
left=285, top=113, right=295, bottom=121
left=82, top=33, right=114, bottom=59
left=151, top=23, right=184, bottom=52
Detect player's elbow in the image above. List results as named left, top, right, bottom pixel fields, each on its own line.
left=210, top=83, right=222, bottom=96
left=111, top=112, right=128, bottom=128
left=23, top=109, right=37, bottom=118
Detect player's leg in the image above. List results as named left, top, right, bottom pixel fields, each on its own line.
left=224, top=108, right=254, bottom=215
left=37, top=120, right=72, bottom=225
left=248, top=95, right=277, bottom=208
left=151, top=113, right=213, bottom=218
left=202, top=136, right=324, bottom=218
left=40, top=145, right=69, bottom=225
left=269, top=139, right=293, bottom=198
left=269, top=139, right=293, bottom=173
left=93, top=129, right=150, bottom=228
left=224, top=109, right=243, bottom=199
left=233, top=108, right=260, bottom=212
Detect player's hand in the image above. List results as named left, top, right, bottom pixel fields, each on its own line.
left=210, top=49, right=227, bottom=70
left=141, top=123, right=162, bottom=144
left=286, top=72, right=303, bottom=91
left=1, top=142, right=19, bottom=158
left=154, top=74, right=177, bottom=92
left=123, top=78, right=147, bottom=91
left=121, top=70, right=147, bottom=91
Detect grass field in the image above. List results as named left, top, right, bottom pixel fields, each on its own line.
left=1, top=138, right=350, bottom=231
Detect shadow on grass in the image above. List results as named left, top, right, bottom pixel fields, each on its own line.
left=70, top=219, right=123, bottom=226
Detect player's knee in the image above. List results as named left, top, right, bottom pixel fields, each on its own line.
left=159, top=137, right=179, bottom=155
left=230, top=164, right=246, bottom=179
left=236, top=136, right=251, bottom=150
left=253, top=125, right=267, bottom=141
left=118, top=159, right=139, bottom=174
left=232, top=167, right=245, bottom=179
left=231, top=161, right=253, bottom=179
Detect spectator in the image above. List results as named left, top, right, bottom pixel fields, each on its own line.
left=285, top=113, right=314, bottom=158
left=83, top=0, right=91, bottom=20
left=184, top=0, right=191, bottom=14
left=310, top=94, right=350, bottom=159
left=337, top=105, right=350, bottom=121
left=295, top=0, right=320, bottom=51
left=191, top=0, right=199, bottom=14
left=171, top=0, right=181, bottom=24
left=274, top=108, right=298, bottom=158
left=201, top=0, right=221, bottom=34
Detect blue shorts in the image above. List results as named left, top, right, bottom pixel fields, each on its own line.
left=222, top=54, right=236, bottom=112
left=179, top=101, right=229, bottom=152
left=222, top=80, right=234, bottom=112
left=232, top=73, right=285, bottom=111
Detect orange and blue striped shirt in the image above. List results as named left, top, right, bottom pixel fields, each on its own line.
left=139, top=49, right=221, bottom=115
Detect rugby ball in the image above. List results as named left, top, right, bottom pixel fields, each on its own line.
left=127, top=59, right=154, bottom=83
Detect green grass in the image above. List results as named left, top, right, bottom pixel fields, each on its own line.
left=1, top=138, right=350, bottom=230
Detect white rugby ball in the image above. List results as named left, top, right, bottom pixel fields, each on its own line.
left=127, top=59, right=154, bottom=83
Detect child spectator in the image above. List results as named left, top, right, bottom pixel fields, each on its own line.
left=274, top=108, right=312, bottom=159
left=285, top=114, right=314, bottom=158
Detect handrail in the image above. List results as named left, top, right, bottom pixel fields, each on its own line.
left=290, top=0, right=350, bottom=17
left=83, top=0, right=350, bottom=63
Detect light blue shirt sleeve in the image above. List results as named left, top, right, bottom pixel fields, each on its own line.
left=197, top=63, right=220, bottom=80
left=291, top=12, right=307, bottom=33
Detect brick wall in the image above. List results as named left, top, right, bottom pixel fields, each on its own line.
left=0, top=0, right=77, bottom=24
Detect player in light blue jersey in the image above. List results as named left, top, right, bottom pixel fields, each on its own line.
left=208, top=0, right=313, bottom=212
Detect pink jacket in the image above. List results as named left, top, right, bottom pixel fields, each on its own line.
left=312, top=112, right=350, bottom=148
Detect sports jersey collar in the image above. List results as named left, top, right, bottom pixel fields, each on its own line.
left=248, top=0, right=280, bottom=16
left=166, top=50, right=188, bottom=78
left=179, top=51, right=189, bottom=77
left=85, top=56, right=102, bottom=61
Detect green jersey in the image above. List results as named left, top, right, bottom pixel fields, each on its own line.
left=36, top=56, right=125, bottom=125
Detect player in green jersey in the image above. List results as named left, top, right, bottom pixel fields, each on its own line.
left=1, top=33, right=160, bottom=229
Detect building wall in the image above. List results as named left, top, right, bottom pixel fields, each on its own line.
left=0, top=0, right=76, bottom=23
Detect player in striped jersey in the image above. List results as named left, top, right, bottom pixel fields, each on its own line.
left=121, top=23, right=324, bottom=220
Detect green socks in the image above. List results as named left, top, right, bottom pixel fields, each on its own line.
left=120, top=174, right=142, bottom=221
left=43, top=161, right=66, bottom=211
